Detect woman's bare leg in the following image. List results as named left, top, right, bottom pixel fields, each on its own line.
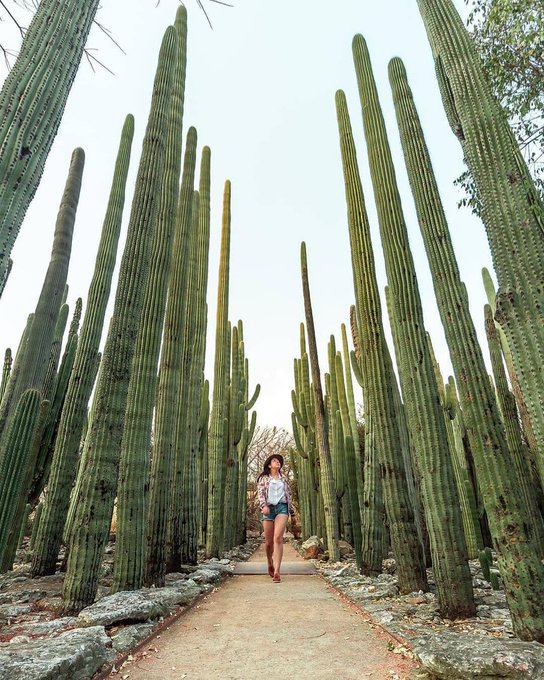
left=273, top=514, right=288, bottom=577
left=263, top=520, right=274, bottom=574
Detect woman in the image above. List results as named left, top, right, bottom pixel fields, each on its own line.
left=257, top=454, right=295, bottom=583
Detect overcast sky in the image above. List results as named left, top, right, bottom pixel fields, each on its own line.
left=0, top=0, right=494, bottom=430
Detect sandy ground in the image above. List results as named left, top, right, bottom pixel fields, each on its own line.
left=111, top=543, right=419, bottom=679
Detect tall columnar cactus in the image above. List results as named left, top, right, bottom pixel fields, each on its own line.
left=484, top=306, right=544, bottom=550
left=0, top=314, right=33, bottom=446
left=0, top=148, right=83, bottom=447
left=300, top=242, right=339, bottom=562
left=168, top=148, right=212, bottom=569
left=390, top=56, right=544, bottom=634
left=291, top=325, right=320, bottom=539
left=31, top=115, right=134, bottom=578
left=206, top=181, right=233, bottom=559
left=481, top=268, right=539, bottom=471
left=114, top=8, right=188, bottom=593
left=62, top=27, right=178, bottom=613
left=146, top=128, right=197, bottom=586
left=416, top=0, right=544, bottom=489
left=177, top=148, right=212, bottom=564
left=0, top=349, right=12, bottom=402
left=0, top=0, right=101, bottom=288
left=334, top=351, right=363, bottom=568
left=335, top=90, right=427, bottom=589
left=0, top=390, right=41, bottom=566
left=28, top=331, right=79, bottom=509
left=198, top=379, right=211, bottom=548
left=349, top=307, right=387, bottom=572
left=352, top=36, right=474, bottom=616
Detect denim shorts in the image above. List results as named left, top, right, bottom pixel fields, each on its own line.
left=261, top=502, right=289, bottom=521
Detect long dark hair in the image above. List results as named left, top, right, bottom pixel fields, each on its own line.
left=257, top=454, right=284, bottom=482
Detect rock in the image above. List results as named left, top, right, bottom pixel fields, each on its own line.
left=0, top=617, right=78, bottom=638
left=78, top=581, right=201, bottom=627
left=0, top=603, right=34, bottom=623
left=0, top=625, right=115, bottom=680
left=338, top=540, right=354, bottom=558
left=0, top=589, right=47, bottom=605
left=301, top=536, right=324, bottom=560
left=111, top=623, right=155, bottom=653
left=191, top=568, right=222, bottom=584
left=412, top=630, right=544, bottom=679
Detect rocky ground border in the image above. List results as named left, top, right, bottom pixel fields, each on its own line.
left=0, top=538, right=259, bottom=680
left=296, top=536, right=544, bottom=679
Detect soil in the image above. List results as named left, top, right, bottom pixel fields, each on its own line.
left=110, top=543, right=420, bottom=679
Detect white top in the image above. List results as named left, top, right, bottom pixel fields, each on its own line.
left=267, top=476, right=287, bottom=505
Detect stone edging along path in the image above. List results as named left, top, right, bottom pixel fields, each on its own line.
left=296, top=538, right=544, bottom=680
left=0, top=539, right=259, bottom=680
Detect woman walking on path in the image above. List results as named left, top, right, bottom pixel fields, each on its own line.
left=257, top=454, right=295, bottom=582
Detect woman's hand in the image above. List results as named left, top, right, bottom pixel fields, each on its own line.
left=262, top=505, right=270, bottom=516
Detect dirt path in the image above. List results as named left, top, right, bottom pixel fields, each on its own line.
left=111, top=543, right=419, bottom=679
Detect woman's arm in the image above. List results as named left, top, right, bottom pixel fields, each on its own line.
left=257, top=476, right=268, bottom=510
left=283, top=475, right=296, bottom=517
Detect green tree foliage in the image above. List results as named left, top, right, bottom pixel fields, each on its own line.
left=457, top=0, right=544, bottom=212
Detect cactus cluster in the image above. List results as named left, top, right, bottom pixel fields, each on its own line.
left=0, top=9, right=260, bottom=620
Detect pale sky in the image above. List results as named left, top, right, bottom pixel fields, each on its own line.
left=0, top=0, right=494, bottom=430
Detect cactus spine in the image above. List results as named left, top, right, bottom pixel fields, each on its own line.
left=206, top=181, right=233, bottom=558
left=31, top=115, right=134, bottom=577
left=114, top=7, right=187, bottom=592
left=62, top=27, right=178, bottom=613
left=416, top=0, right=544, bottom=489
left=352, top=36, right=474, bottom=616
left=335, top=89, right=427, bottom=589
left=0, top=0, right=100, bottom=287
left=300, top=242, right=339, bottom=562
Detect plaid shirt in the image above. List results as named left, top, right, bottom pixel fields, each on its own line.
left=257, top=473, right=295, bottom=517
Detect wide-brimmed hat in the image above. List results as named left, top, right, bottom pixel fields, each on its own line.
left=263, top=453, right=284, bottom=470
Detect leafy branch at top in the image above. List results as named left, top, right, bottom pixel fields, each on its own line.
left=459, top=0, right=544, bottom=215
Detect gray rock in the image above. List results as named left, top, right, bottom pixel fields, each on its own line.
left=1, top=617, right=78, bottom=638
left=191, top=568, right=222, bottom=584
left=0, top=625, right=115, bottom=680
left=412, top=630, right=544, bottom=679
left=0, top=603, right=34, bottom=623
left=300, top=536, right=324, bottom=560
left=111, top=622, right=155, bottom=653
left=78, top=581, right=202, bottom=627
left=0, top=589, right=47, bottom=605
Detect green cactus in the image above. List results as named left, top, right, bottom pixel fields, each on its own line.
left=178, top=147, right=211, bottom=563
left=1, top=148, right=83, bottom=447
left=0, top=389, right=41, bottom=566
left=114, top=8, right=187, bottom=592
left=335, top=89, right=427, bottom=587
left=484, top=305, right=544, bottom=554
left=389, top=57, right=544, bottom=625
left=206, top=181, right=233, bottom=559
left=0, top=314, right=33, bottom=448
left=300, top=242, right=339, bottom=562
left=198, top=379, right=210, bottom=549
left=482, top=268, right=540, bottom=476
left=352, top=36, right=473, bottom=616
left=31, top=115, right=134, bottom=578
left=416, top=0, right=544, bottom=497
left=62, top=27, right=178, bottom=613
left=443, top=378, right=484, bottom=559
left=146, top=128, right=197, bottom=585
left=0, top=349, right=11, bottom=402
left=0, top=0, right=101, bottom=288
